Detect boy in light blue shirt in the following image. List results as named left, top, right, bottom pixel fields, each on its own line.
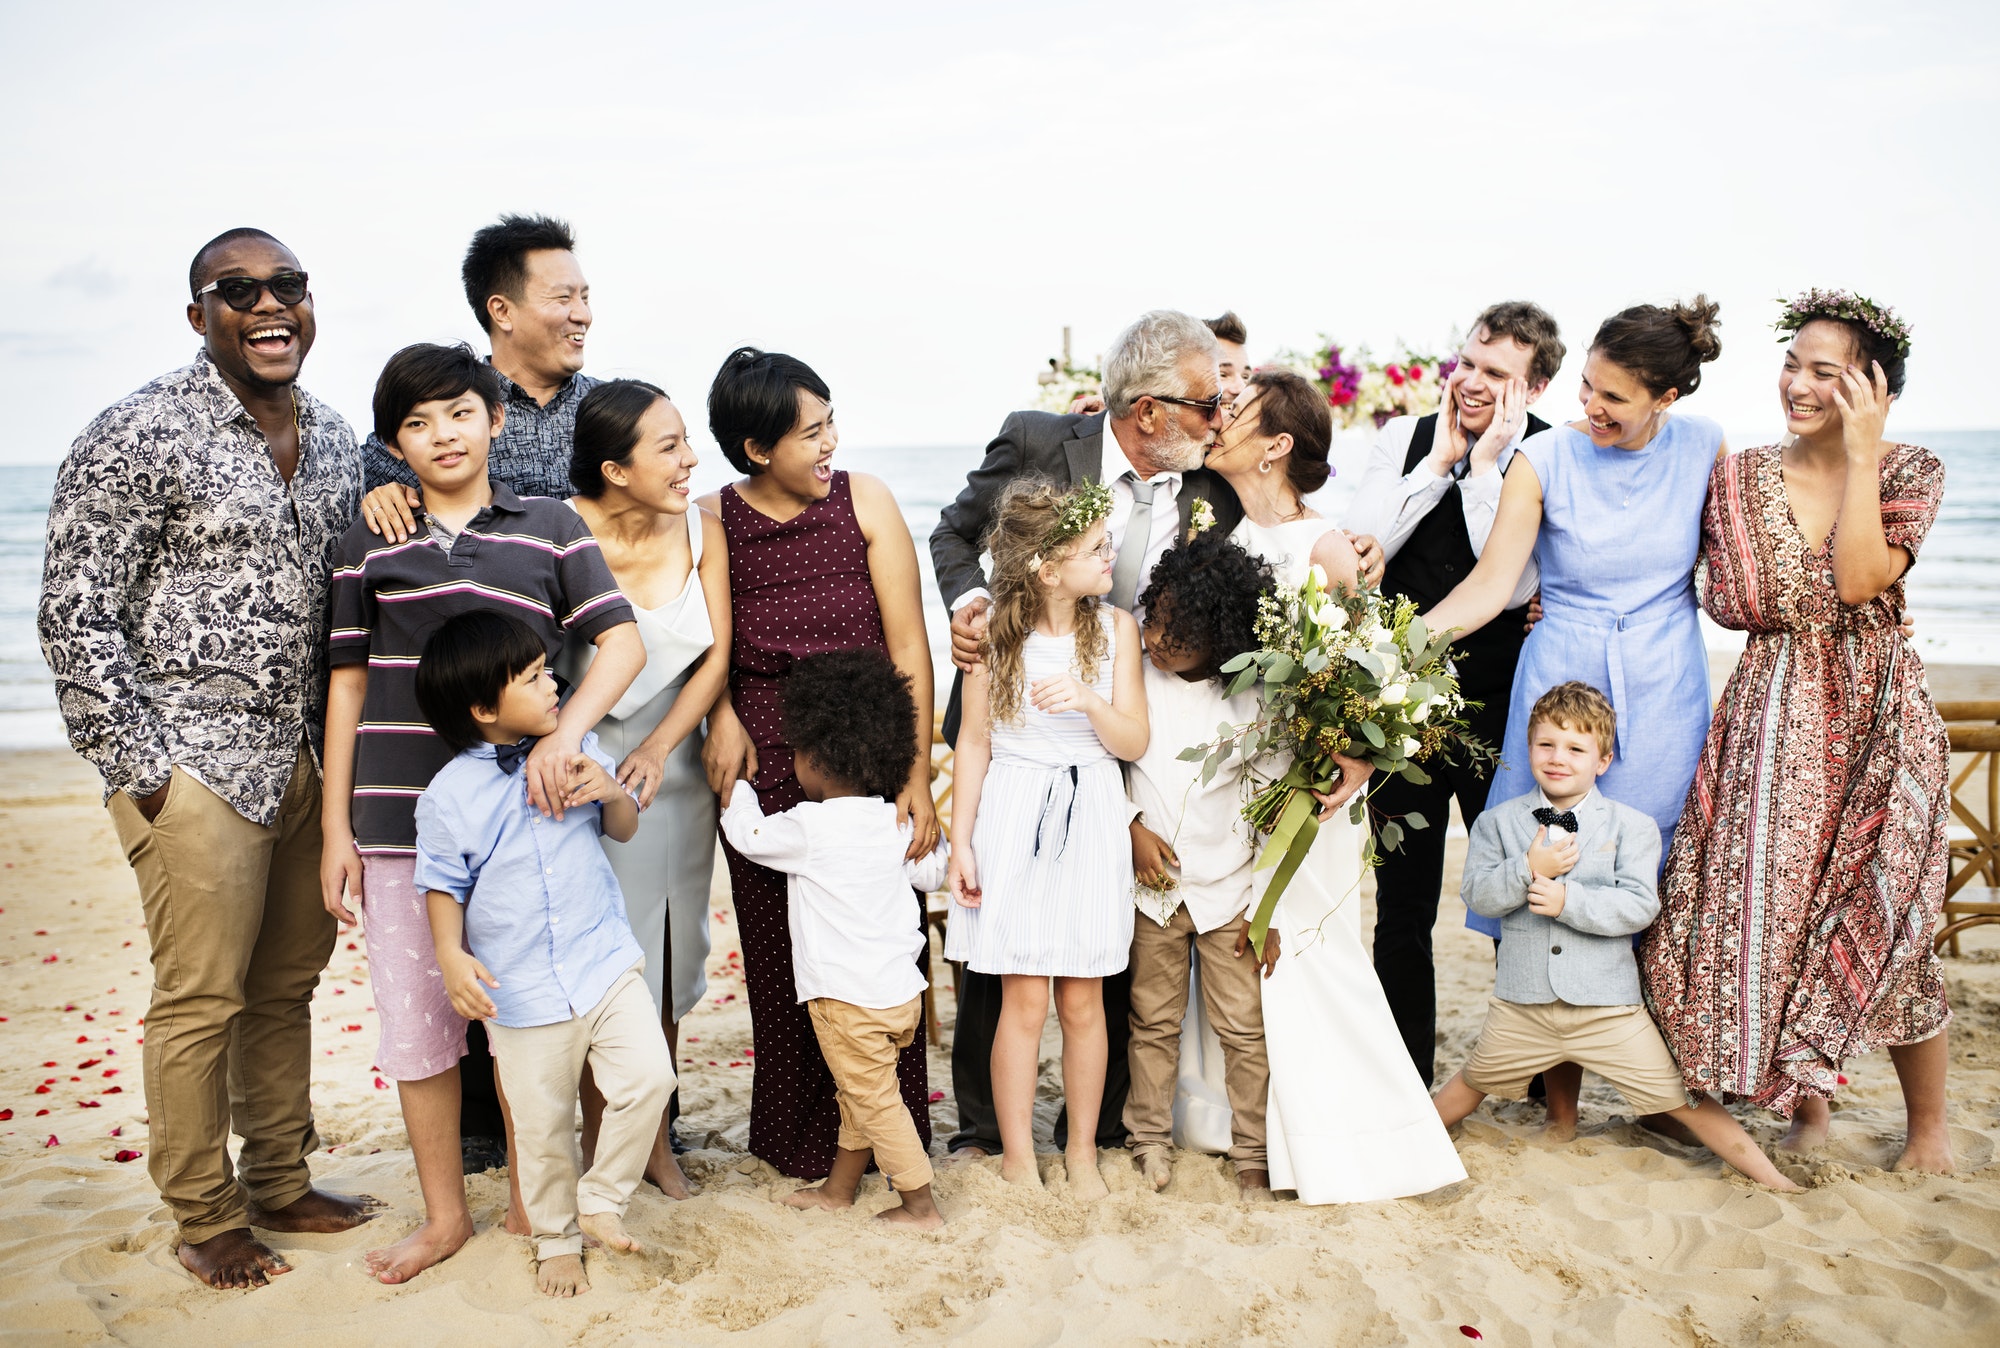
left=413, top=610, right=672, bottom=1298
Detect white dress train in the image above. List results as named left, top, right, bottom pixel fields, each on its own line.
left=1170, top=515, right=1464, bottom=1199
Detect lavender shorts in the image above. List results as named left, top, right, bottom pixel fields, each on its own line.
left=362, top=854, right=468, bottom=1082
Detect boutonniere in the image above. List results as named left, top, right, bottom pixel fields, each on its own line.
left=1187, top=496, right=1216, bottom=541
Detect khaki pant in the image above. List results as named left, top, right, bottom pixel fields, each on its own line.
left=1461, top=997, right=1692, bottom=1117
left=807, top=996, right=934, bottom=1192
left=488, top=966, right=673, bottom=1260
left=1124, top=906, right=1269, bottom=1167
left=106, top=748, right=334, bottom=1245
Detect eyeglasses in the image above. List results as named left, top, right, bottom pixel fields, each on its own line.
left=1082, top=537, right=1115, bottom=560
left=1143, top=391, right=1225, bottom=420
left=196, top=271, right=310, bottom=311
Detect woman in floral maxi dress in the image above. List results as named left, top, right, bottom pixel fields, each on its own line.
left=1641, top=301, right=1954, bottom=1172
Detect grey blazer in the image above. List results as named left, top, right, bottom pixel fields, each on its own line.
left=1461, top=789, right=1663, bottom=1006
left=930, top=409, right=1244, bottom=745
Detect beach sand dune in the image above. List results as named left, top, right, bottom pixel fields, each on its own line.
left=3, top=747, right=1997, bottom=1346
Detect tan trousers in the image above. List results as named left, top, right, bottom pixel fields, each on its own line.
left=1124, top=906, right=1269, bottom=1167
left=807, top=996, right=934, bottom=1191
left=105, top=748, right=334, bottom=1245
left=488, top=966, right=673, bottom=1259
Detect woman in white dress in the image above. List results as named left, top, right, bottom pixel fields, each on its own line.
left=1179, top=367, right=1465, bottom=1202
left=562, top=380, right=732, bottom=1199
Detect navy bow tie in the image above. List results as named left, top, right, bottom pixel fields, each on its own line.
left=495, top=736, right=540, bottom=775
left=1533, top=806, right=1579, bottom=834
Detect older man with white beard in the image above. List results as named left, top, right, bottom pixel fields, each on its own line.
left=931, top=309, right=1245, bottom=1157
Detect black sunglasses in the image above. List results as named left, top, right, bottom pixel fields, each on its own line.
left=1143, top=391, right=1225, bottom=418
left=196, top=271, right=310, bottom=311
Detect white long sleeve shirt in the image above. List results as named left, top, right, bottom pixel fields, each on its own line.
left=1342, top=414, right=1540, bottom=609
left=720, top=782, right=948, bottom=1008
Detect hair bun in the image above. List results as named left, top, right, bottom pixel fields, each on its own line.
left=1671, top=295, right=1723, bottom=365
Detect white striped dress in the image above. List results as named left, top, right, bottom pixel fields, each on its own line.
left=946, top=609, right=1134, bottom=977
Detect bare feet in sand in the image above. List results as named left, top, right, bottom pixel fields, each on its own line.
left=248, top=1187, right=382, bottom=1232
left=537, top=1252, right=589, bottom=1297
left=503, top=1170, right=530, bottom=1236
left=1133, top=1146, right=1171, bottom=1192
left=1235, top=1167, right=1271, bottom=1200
left=783, top=1182, right=857, bottom=1212
left=1893, top=1128, right=1956, bottom=1173
left=646, top=1148, right=696, bottom=1200
left=178, top=1228, right=292, bottom=1289
left=999, top=1153, right=1044, bottom=1189
left=877, top=1185, right=945, bottom=1230
left=577, top=1212, right=643, bottom=1252
left=362, top=1212, right=475, bottom=1285
left=948, top=1145, right=991, bottom=1161
left=1065, top=1147, right=1109, bottom=1202
left=1779, top=1096, right=1831, bottom=1154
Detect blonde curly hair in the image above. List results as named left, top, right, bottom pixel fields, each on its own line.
left=981, top=477, right=1108, bottom=725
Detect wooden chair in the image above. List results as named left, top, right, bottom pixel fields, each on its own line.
left=1935, top=701, right=2000, bottom=955
left=920, top=711, right=956, bottom=1044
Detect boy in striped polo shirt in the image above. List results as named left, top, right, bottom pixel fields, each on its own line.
left=321, top=341, right=643, bottom=1286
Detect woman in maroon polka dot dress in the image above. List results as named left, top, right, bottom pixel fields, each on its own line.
left=697, top=347, right=940, bottom=1178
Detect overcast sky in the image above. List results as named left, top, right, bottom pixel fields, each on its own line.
left=3, top=0, right=1994, bottom=467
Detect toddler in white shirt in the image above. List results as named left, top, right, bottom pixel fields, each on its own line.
left=719, top=649, right=948, bottom=1228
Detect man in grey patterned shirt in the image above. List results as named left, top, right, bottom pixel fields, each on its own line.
left=357, top=213, right=600, bottom=517
left=38, top=228, right=379, bottom=1288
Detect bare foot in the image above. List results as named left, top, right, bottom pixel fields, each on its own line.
left=362, top=1213, right=474, bottom=1285
left=178, top=1228, right=291, bottom=1290
left=577, top=1211, right=642, bottom=1253
left=1542, top=1117, right=1577, bottom=1143
left=782, top=1183, right=856, bottom=1212
left=537, top=1252, right=589, bottom=1297
left=999, top=1154, right=1044, bottom=1189
left=1132, top=1147, right=1171, bottom=1191
left=503, top=1193, right=530, bottom=1236
left=1893, top=1129, right=1956, bottom=1174
left=1235, top=1167, right=1271, bottom=1198
left=1636, top=1112, right=1702, bottom=1147
left=248, top=1188, right=383, bottom=1233
left=1065, top=1148, right=1109, bottom=1203
left=948, top=1145, right=991, bottom=1161
left=876, top=1202, right=945, bottom=1230
left=645, top=1147, right=695, bottom=1200
left=1779, top=1096, right=1831, bottom=1154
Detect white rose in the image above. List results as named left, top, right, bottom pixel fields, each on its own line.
left=1381, top=682, right=1408, bottom=705
left=1401, top=736, right=1421, bottom=758
left=1409, top=697, right=1432, bottom=723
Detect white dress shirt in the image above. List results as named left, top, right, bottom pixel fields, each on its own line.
left=719, top=783, right=949, bottom=1008
left=1343, top=413, right=1540, bottom=609
left=949, top=419, right=1183, bottom=616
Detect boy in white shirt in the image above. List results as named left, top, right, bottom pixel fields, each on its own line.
left=1125, top=537, right=1281, bottom=1195
left=719, top=649, right=949, bottom=1228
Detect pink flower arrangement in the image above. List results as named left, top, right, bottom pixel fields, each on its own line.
left=1290, top=335, right=1455, bottom=430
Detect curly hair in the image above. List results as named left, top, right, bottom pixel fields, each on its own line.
left=1136, top=534, right=1277, bottom=683
left=1527, top=681, right=1617, bottom=758
left=781, top=649, right=919, bottom=799
left=981, top=478, right=1108, bottom=725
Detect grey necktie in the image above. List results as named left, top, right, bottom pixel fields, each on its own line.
left=1107, top=476, right=1156, bottom=611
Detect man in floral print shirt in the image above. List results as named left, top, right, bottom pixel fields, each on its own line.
left=38, top=228, right=380, bottom=1289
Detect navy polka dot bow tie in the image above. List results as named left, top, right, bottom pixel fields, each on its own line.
left=1533, top=806, right=1579, bottom=833
left=495, top=736, right=540, bottom=775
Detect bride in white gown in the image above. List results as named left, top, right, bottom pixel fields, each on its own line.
left=1174, top=369, right=1464, bottom=1202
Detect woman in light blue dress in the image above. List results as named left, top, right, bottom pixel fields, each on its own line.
left=562, top=380, right=732, bottom=1195
left=1423, top=298, right=1728, bottom=1128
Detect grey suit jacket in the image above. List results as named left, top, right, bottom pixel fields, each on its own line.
left=930, top=409, right=1244, bottom=616
left=1461, top=789, right=1662, bottom=1006
left=930, top=409, right=1244, bottom=746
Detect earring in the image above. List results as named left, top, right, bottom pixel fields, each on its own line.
left=1258, top=459, right=1271, bottom=474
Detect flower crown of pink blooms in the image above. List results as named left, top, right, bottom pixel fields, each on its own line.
left=1775, top=289, right=1912, bottom=358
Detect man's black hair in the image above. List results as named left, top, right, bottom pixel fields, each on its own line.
left=415, top=610, right=549, bottom=752
left=372, top=342, right=505, bottom=448
left=461, top=213, right=578, bottom=333
left=188, top=227, right=285, bottom=298
left=781, top=649, right=918, bottom=799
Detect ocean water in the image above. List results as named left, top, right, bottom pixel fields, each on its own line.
left=8, top=430, right=1997, bottom=751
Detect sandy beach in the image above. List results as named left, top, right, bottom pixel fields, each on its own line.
left=4, top=670, right=1999, bottom=1346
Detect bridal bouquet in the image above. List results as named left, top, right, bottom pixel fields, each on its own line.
left=1179, top=564, right=1494, bottom=955
left=1287, top=337, right=1458, bottom=430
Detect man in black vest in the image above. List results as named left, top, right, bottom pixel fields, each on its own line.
left=1342, top=301, right=1566, bottom=1084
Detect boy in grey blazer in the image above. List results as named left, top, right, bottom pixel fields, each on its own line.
left=1433, top=683, right=1800, bottom=1190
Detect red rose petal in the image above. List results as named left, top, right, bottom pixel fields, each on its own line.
left=102, top=1069, right=118, bottom=1077
left=33, top=1086, right=50, bottom=1095
left=114, top=1149, right=142, bottom=1163
left=0, top=1110, right=11, bottom=1121
left=104, top=1086, right=122, bottom=1094
left=79, top=1100, right=102, bottom=1109
left=63, top=1004, right=77, bottom=1012
left=76, top=1035, right=88, bottom=1043
left=84, top=1014, right=95, bottom=1022
left=343, top=1025, right=362, bottom=1033
left=1836, top=1074, right=1849, bottom=1085
left=78, top=1059, right=101, bottom=1069
left=110, top=1126, right=122, bottom=1137
left=373, top=1077, right=388, bottom=1089
left=43, top=955, right=58, bottom=964
left=44, top=1136, right=59, bottom=1147
left=40, top=1062, right=57, bottom=1068
left=1460, top=1329, right=1482, bottom=1341
left=928, top=1090, right=945, bottom=1103
left=34, top=1109, right=49, bottom=1117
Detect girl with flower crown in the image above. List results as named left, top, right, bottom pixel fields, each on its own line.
left=1639, top=293, right=1955, bottom=1172
left=944, top=477, right=1148, bottom=1199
